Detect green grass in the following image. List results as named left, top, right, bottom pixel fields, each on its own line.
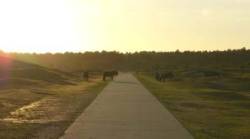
left=136, top=72, right=250, bottom=139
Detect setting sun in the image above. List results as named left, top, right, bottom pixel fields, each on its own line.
left=0, top=0, right=250, bottom=53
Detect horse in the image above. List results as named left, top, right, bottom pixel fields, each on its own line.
left=155, top=71, right=174, bottom=82
left=103, top=71, right=118, bottom=81
left=83, top=71, right=89, bottom=81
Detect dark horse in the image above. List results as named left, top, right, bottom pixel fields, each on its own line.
left=103, top=71, right=118, bottom=81
left=82, top=71, right=89, bottom=81
left=155, top=71, right=174, bottom=82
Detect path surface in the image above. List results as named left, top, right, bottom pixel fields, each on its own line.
left=61, top=73, right=193, bottom=139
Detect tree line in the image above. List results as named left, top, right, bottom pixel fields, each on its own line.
left=7, top=48, right=250, bottom=72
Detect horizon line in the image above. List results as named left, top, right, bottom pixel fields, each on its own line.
left=1, top=47, right=249, bottom=55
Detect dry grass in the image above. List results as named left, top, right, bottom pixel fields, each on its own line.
left=136, top=72, right=250, bottom=139
left=0, top=76, right=107, bottom=139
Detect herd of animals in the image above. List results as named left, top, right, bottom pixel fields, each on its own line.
left=82, top=70, right=174, bottom=82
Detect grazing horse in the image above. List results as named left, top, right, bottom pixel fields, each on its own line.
left=155, top=71, right=174, bottom=82
left=103, top=71, right=118, bottom=81
left=83, top=71, right=89, bottom=81
left=113, top=71, right=118, bottom=76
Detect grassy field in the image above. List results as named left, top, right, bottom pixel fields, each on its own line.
left=0, top=57, right=107, bottom=139
left=136, top=70, right=250, bottom=139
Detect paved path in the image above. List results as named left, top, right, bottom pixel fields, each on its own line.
left=61, top=73, right=193, bottom=139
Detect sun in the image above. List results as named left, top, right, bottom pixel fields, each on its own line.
left=0, top=0, right=85, bottom=53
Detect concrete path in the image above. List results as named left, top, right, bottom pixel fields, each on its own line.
left=61, top=73, right=193, bottom=139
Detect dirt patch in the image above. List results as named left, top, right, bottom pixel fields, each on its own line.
left=1, top=97, right=68, bottom=124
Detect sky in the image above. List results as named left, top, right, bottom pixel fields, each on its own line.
left=0, top=0, right=249, bottom=53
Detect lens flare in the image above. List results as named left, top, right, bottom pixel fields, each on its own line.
left=0, top=54, right=12, bottom=80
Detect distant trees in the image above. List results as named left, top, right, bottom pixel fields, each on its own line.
left=8, top=48, right=250, bottom=72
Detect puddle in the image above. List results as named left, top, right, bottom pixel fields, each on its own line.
left=1, top=97, right=69, bottom=124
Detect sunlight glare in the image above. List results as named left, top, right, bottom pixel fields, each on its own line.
left=0, top=0, right=82, bottom=53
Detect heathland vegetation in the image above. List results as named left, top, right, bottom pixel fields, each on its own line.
left=0, top=55, right=107, bottom=138
left=136, top=70, right=250, bottom=139
left=0, top=48, right=249, bottom=138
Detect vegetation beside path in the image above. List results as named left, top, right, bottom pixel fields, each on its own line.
left=0, top=79, right=107, bottom=139
left=136, top=72, right=250, bottom=139
left=0, top=56, right=108, bottom=139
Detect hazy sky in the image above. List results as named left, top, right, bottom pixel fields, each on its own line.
left=0, top=0, right=249, bottom=53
